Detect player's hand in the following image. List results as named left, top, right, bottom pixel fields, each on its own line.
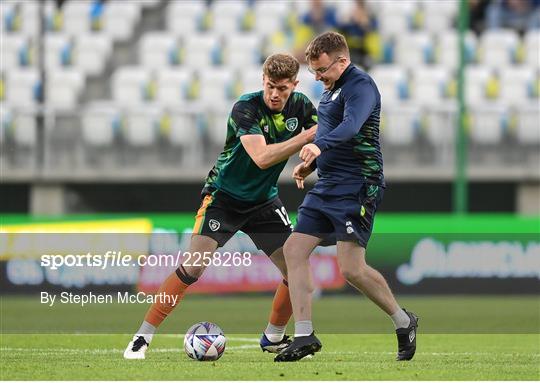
left=292, top=163, right=314, bottom=189
left=299, top=143, right=321, bottom=167
left=303, top=125, right=318, bottom=143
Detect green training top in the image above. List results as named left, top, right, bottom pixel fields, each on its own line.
left=203, top=91, right=318, bottom=203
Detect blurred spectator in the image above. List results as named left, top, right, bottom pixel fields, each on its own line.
left=277, top=0, right=339, bottom=63
left=301, top=0, right=339, bottom=34
left=486, top=0, right=540, bottom=32
left=55, top=0, right=68, bottom=9
left=338, top=0, right=378, bottom=69
left=469, top=0, right=490, bottom=34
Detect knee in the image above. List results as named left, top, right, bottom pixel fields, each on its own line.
left=181, top=264, right=205, bottom=279
left=340, top=266, right=369, bottom=284
left=283, top=240, right=297, bottom=261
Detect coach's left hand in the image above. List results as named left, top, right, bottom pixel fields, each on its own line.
left=299, top=143, right=321, bottom=167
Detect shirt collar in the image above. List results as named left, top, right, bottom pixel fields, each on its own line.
left=332, top=63, right=354, bottom=90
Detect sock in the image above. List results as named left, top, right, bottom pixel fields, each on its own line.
left=294, top=320, right=313, bottom=337
left=391, top=308, right=411, bottom=329
left=143, top=266, right=197, bottom=328
left=264, top=279, right=292, bottom=342
left=136, top=321, right=156, bottom=344
left=265, top=323, right=287, bottom=343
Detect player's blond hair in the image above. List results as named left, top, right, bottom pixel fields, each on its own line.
left=305, top=31, right=350, bottom=61
left=262, top=53, right=300, bottom=82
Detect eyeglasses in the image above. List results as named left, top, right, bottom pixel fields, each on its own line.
left=307, top=56, right=343, bottom=75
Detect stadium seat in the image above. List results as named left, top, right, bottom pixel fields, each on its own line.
left=82, top=104, right=117, bottom=147
left=123, top=106, right=160, bottom=147
left=183, top=34, right=221, bottom=68
left=11, top=1, right=40, bottom=35
left=499, top=67, right=535, bottom=106
left=381, top=104, right=420, bottom=146
left=377, top=0, right=416, bottom=36
left=112, top=67, right=150, bottom=107
left=479, top=29, right=519, bottom=68
left=394, top=32, right=434, bottom=68
left=207, top=110, right=230, bottom=146
left=253, top=1, right=290, bottom=36
left=210, top=1, right=247, bottom=35
left=102, top=2, right=141, bottom=41
left=436, top=31, right=477, bottom=69
left=524, top=30, right=540, bottom=69
left=139, top=32, right=178, bottom=70
left=333, top=1, right=356, bottom=23
left=156, top=69, right=191, bottom=107
left=46, top=69, right=84, bottom=110
left=465, top=66, right=493, bottom=105
left=168, top=113, right=193, bottom=147
left=241, top=68, right=263, bottom=94
left=468, top=104, right=507, bottom=145
left=12, top=110, right=37, bottom=148
left=197, top=68, right=234, bottom=106
left=167, top=1, right=206, bottom=36
left=45, top=34, right=71, bottom=70
left=75, top=34, right=112, bottom=76
left=224, top=33, right=262, bottom=69
left=423, top=104, right=458, bottom=150
left=515, top=104, right=540, bottom=144
left=63, top=1, right=92, bottom=35
left=410, top=66, right=450, bottom=106
left=369, top=65, right=408, bottom=104
left=6, top=69, right=40, bottom=108
left=421, top=0, right=457, bottom=34
left=296, top=67, right=324, bottom=103
left=0, top=34, right=29, bottom=70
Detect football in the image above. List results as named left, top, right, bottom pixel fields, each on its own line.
left=183, top=322, right=227, bottom=361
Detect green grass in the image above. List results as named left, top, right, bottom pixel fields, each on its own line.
left=1, top=333, right=539, bottom=380
left=1, top=295, right=539, bottom=380
left=2, top=295, right=539, bottom=334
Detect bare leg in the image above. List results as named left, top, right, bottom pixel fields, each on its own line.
left=182, top=234, right=219, bottom=278
left=268, top=246, right=287, bottom=278
left=336, top=241, right=400, bottom=315
left=283, top=233, right=322, bottom=322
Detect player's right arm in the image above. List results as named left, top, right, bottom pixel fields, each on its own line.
left=231, top=99, right=317, bottom=170
left=241, top=126, right=317, bottom=170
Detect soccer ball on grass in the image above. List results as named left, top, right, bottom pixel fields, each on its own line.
left=183, top=321, right=226, bottom=361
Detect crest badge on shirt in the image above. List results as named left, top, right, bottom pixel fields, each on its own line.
left=331, top=88, right=341, bottom=101
left=285, top=117, right=299, bottom=132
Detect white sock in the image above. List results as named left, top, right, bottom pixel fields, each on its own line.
left=264, top=323, right=286, bottom=343
left=294, top=320, right=313, bottom=337
left=391, top=308, right=411, bottom=329
left=136, top=321, right=156, bottom=343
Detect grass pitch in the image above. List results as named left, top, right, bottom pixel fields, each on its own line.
left=1, top=333, right=539, bottom=380
left=1, top=295, right=539, bottom=380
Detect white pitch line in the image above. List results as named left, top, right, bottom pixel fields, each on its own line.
left=1, top=347, right=538, bottom=358
left=0, top=344, right=260, bottom=355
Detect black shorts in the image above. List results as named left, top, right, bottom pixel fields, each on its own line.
left=192, top=189, right=293, bottom=255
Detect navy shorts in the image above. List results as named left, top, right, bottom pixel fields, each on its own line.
left=294, top=182, right=384, bottom=248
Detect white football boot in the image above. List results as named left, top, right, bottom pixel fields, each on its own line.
left=124, top=335, right=150, bottom=359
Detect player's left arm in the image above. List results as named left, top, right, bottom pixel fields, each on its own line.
left=300, top=79, right=376, bottom=166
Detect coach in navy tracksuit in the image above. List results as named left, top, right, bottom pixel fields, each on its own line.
left=275, top=32, right=419, bottom=363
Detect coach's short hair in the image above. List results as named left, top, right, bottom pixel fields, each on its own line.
left=262, top=53, right=300, bottom=81
left=305, top=31, right=349, bottom=61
